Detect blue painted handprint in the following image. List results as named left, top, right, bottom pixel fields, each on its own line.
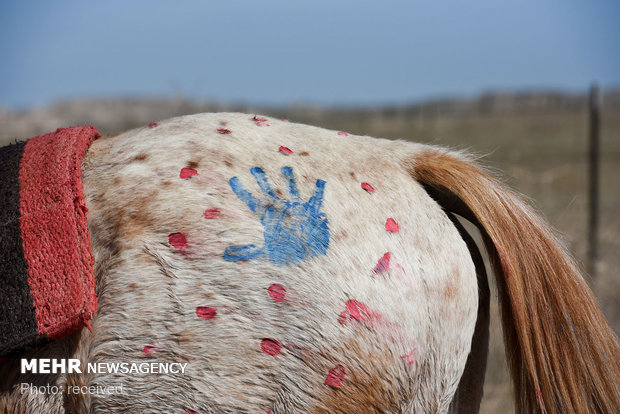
left=224, top=166, right=329, bottom=265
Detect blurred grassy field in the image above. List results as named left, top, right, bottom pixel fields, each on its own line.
left=2, top=95, right=618, bottom=412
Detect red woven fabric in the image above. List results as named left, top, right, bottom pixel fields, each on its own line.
left=19, top=126, right=100, bottom=340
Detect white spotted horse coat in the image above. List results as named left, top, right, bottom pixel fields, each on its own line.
left=2, top=113, right=619, bottom=413
left=85, top=113, right=478, bottom=413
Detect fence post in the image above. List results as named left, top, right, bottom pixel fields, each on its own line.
left=587, top=84, right=601, bottom=280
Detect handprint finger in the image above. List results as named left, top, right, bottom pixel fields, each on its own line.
left=250, top=167, right=279, bottom=201
left=225, top=167, right=329, bottom=265
left=223, top=244, right=266, bottom=262
left=308, top=179, right=326, bottom=211
left=229, top=176, right=263, bottom=213
left=281, top=166, right=300, bottom=201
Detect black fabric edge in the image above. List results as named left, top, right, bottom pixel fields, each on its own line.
left=0, top=141, right=41, bottom=356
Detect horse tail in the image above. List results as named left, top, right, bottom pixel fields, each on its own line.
left=406, top=148, right=619, bottom=413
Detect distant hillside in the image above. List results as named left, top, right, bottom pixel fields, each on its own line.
left=384, top=89, right=620, bottom=116
left=1, top=89, right=619, bottom=144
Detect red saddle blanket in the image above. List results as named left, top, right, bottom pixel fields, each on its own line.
left=0, top=126, right=99, bottom=356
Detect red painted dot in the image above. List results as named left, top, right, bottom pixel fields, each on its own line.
left=267, top=284, right=287, bottom=302
left=278, top=146, right=293, bottom=155
left=361, top=182, right=375, bottom=193
left=180, top=167, right=198, bottom=179
left=196, top=306, right=217, bottom=319
left=345, top=299, right=375, bottom=321
left=148, top=122, right=158, bottom=128
left=337, top=131, right=349, bottom=136
left=168, top=232, right=187, bottom=249
left=184, top=410, right=199, bottom=414
left=385, top=218, right=399, bottom=233
left=203, top=208, right=221, bottom=219
left=217, top=128, right=231, bottom=134
left=252, top=115, right=270, bottom=126
left=325, top=364, right=346, bottom=387
left=373, top=252, right=391, bottom=274
left=143, top=345, right=163, bottom=356
left=261, top=338, right=282, bottom=356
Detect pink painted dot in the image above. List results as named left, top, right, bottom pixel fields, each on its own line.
left=148, top=122, right=158, bottom=128
left=184, top=410, right=199, bottom=414
left=180, top=167, right=198, bottom=179
left=267, top=284, right=287, bottom=302
left=143, top=345, right=163, bottom=356
left=536, top=389, right=544, bottom=406
left=203, top=208, right=221, bottom=219
left=373, top=252, right=391, bottom=274
left=401, top=348, right=417, bottom=366
left=278, top=146, right=293, bottom=155
left=325, top=364, right=346, bottom=387
left=385, top=218, right=399, bottom=233
left=168, top=232, right=187, bottom=249
left=261, top=338, right=282, bottom=356
left=196, top=306, right=217, bottom=319
left=337, top=131, right=349, bottom=136
left=281, top=118, right=288, bottom=122
left=361, top=182, right=375, bottom=193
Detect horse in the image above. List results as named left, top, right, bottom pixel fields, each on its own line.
left=1, top=112, right=618, bottom=413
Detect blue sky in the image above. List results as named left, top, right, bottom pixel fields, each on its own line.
left=1, top=0, right=619, bottom=108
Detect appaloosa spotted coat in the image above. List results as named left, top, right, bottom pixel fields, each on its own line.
left=1, top=113, right=618, bottom=413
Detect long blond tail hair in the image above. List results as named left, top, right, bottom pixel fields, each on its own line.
left=407, top=149, right=619, bottom=413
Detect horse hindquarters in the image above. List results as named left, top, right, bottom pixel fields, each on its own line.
left=77, top=113, right=481, bottom=413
